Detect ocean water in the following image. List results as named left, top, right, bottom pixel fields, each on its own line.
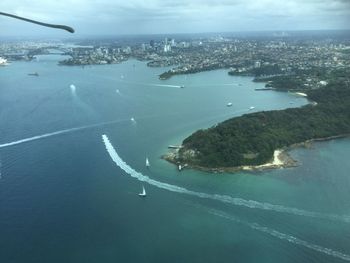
left=0, top=55, right=349, bottom=263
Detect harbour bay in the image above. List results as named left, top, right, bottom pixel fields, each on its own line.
left=0, top=55, right=350, bottom=263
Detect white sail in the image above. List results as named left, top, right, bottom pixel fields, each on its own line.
left=138, top=186, right=146, bottom=197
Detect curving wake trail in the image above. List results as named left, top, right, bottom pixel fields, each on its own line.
left=103, top=134, right=350, bottom=261
left=102, top=134, right=350, bottom=224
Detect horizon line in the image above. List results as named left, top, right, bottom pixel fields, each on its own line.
left=1, top=28, right=350, bottom=40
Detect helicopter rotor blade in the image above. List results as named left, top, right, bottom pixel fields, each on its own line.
left=0, top=11, right=74, bottom=33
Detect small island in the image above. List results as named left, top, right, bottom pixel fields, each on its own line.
left=163, top=69, right=350, bottom=172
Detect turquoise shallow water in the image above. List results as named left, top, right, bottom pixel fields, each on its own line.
left=0, top=55, right=349, bottom=263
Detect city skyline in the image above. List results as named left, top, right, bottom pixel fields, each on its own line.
left=0, top=0, right=350, bottom=37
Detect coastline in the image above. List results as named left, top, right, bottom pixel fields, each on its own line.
left=162, top=148, right=297, bottom=173
left=162, top=134, right=350, bottom=173
left=240, top=149, right=296, bottom=172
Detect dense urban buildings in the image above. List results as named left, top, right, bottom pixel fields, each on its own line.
left=2, top=32, right=349, bottom=93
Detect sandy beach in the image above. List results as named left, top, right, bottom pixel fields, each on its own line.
left=241, top=149, right=295, bottom=171
left=163, top=133, right=350, bottom=173
left=163, top=148, right=297, bottom=173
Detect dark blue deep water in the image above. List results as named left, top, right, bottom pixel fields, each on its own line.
left=0, top=55, right=349, bottom=263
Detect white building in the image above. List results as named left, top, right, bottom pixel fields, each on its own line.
left=164, top=44, right=171, bottom=52
left=254, top=61, right=261, bottom=68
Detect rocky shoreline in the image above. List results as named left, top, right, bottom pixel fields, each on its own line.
left=162, top=148, right=297, bottom=173
left=162, top=134, right=350, bottom=173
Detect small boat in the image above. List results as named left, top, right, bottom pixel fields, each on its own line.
left=227, top=102, right=233, bottom=107
left=0, top=57, right=9, bottom=66
left=146, top=157, right=150, bottom=167
left=180, top=85, right=185, bottom=88
left=295, top=92, right=307, bottom=97
left=255, top=88, right=273, bottom=91
left=138, top=186, right=146, bottom=197
left=131, top=117, right=135, bottom=122
left=168, top=145, right=181, bottom=149
left=28, top=72, right=39, bottom=76
left=178, top=164, right=182, bottom=171
left=249, top=106, right=255, bottom=110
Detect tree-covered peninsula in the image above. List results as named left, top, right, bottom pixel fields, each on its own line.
left=165, top=73, right=350, bottom=170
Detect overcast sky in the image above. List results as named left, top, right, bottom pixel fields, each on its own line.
left=1, top=0, right=350, bottom=37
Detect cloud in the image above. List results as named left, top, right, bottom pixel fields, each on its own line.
left=0, top=0, right=349, bottom=36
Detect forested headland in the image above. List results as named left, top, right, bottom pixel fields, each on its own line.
left=169, top=69, right=350, bottom=169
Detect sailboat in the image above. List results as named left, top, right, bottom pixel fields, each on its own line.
left=138, top=186, right=146, bottom=197
left=146, top=157, right=150, bottom=167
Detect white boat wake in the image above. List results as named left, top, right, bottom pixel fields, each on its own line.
left=102, top=134, right=350, bottom=261
left=152, top=84, right=183, bottom=88
left=116, top=79, right=183, bottom=89
left=0, top=110, right=203, bottom=150
left=102, top=134, right=350, bottom=224
left=69, top=84, right=98, bottom=118
left=70, top=84, right=76, bottom=96
left=210, top=209, right=350, bottom=262
left=0, top=120, right=128, bottom=149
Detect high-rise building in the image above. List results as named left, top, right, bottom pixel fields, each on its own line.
left=164, top=44, right=171, bottom=52
left=123, top=46, right=131, bottom=54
